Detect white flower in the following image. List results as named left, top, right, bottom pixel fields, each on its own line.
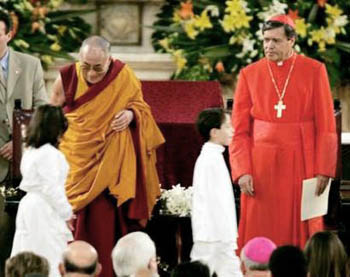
left=256, top=23, right=264, bottom=41
left=334, top=15, right=348, bottom=28
left=325, top=27, right=336, bottom=41
left=240, top=0, right=251, bottom=13
left=236, top=36, right=257, bottom=59
left=257, top=0, right=288, bottom=21
left=205, top=5, right=220, bottom=17
left=294, top=44, right=301, bottom=53
left=159, top=184, right=193, bottom=217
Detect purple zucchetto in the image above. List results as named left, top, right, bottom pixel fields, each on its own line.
left=243, top=237, right=277, bottom=264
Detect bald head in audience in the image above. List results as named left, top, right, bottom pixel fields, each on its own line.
left=59, top=241, right=102, bottom=277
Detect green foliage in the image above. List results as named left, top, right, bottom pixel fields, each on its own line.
left=0, top=0, right=92, bottom=68
left=152, top=0, right=350, bottom=87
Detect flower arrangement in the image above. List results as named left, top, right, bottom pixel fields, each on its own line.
left=0, top=186, right=19, bottom=198
left=0, top=0, right=92, bottom=68
left=159, top=184, right=193, bottom=217
left=152, top=0, right=350, bottom=87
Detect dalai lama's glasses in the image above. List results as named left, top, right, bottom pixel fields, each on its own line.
left=80, top=64, right=107, bottom=74
left=80, top=59, right=111, bottom=75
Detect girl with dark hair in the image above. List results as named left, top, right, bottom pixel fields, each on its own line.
left=304, top=231, right=349, bottom=277
left=11, top=105, right=74, bottom=277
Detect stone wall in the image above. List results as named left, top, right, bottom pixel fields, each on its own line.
left=61, top=0, right=164, bottom=54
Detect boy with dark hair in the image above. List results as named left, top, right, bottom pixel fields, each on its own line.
left=269, top=245, right=307, bottom=277
left=191, top=108, right=242, bottom=277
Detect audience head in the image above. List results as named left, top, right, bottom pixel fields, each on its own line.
left=59, top=240, right=101, bottom=277
left=111, top=231, right=157, bottom=277
left=25, top=104, right=68, bottom=148
left=304, top=231, right=348, bottom=277
left=0, top=10, right=13, bottom=52
left=79, top=35, right=111, bottom=84
left=171, top=261, right=212, bottom=277
left=196, top=108, right=233, bottom=146
left=5, top=251, right=49, bottom=277
left=269, top=245, right=307, bottom=277
left=241, top=237, right=276, bottom=273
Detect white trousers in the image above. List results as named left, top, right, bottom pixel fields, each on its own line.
left=190, top=241, right=243, bottom=277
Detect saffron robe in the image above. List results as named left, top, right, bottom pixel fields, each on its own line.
left=59, top=60, right=165, bottom=277
left=230, top=54, right=337, bottom=250
left=60, top=60, right=164, bottom=215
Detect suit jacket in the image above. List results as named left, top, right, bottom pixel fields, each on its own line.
left=0, top=48, right=48, bottom=182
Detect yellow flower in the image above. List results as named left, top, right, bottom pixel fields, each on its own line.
left=50, top=42, right=61, bottom=51
left=309, top=28, right=329, bottom=52
left=221, top=13, right=252, bottom=32
left=159, top=38, right=171, bottom=52
left=50, top=0, right=63, bottom=9
left=229, top=33, right=247, bottom=44
left=238, top=13, right=253, bottom=28
left=194, top=10, right=212, bottom=31
left=220, top=0, right=252, bottom=33
left=58, top=25, right=67, bottom=36
left=173, top=50, right=187, bottom=74
left=295, top=18, right=309, bottom=38
left=173, top=11, right=182, bottom=23
left=225, top=0, right=242, bottom=15
left=41, top=55, right=53, bottom=65
left=325, top=4, right=343, bottom=19
left=184, top=20, right=198, bottom=39
left=221, top=14, right=236, bottom=32
left=309, top=28, right=324, bottom=43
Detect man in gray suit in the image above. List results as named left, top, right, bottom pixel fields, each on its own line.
left=0, top=11, right=47, bottom=182
left=0, top=10, right=47, bottom=277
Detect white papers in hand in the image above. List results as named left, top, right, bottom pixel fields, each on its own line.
left=301, top=177, right=331, bottom=221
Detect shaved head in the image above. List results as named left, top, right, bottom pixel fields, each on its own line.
left=80, top=35, right=110, bottom=56
left=61, top=241, right=101, bottom=276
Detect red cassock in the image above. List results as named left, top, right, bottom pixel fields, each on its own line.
left=229, top=54, right=337, bottom=250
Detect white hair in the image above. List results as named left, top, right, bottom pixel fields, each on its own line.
left=111, top=232, right=156, bottom=277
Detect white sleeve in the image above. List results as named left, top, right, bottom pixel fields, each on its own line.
left=36, top=149, right=73, bottom=221
left=192, top=159, right=217, bottom=215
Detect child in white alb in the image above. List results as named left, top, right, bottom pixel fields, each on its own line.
left=11, top=105, right=74, bottom=277
left=191, top=107, right=242, bottom=277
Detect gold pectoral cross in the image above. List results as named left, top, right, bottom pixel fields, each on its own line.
left=274, top=100, right=286, bottom=118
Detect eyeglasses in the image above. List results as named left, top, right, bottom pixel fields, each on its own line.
left=80, top=59, right=110, bottom=74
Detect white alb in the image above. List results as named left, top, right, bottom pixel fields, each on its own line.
left=11, top=143, right=73, bottom=277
